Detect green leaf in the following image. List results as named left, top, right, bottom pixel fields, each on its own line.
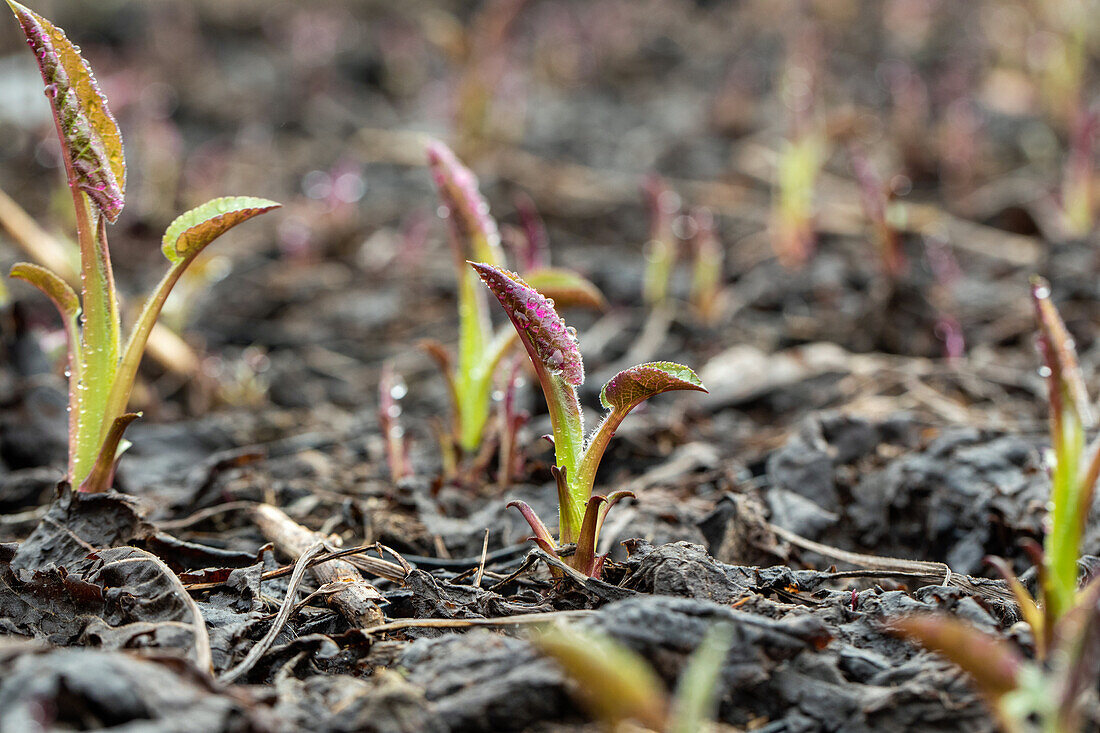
left=523, top=267, right=606, bottom=311
left=669, top=623, right=733, bottom=733
left=10, top=262, right=79, bottom=320
left=162, top=197, right=280, bottom=263
left=8, top=1, right=125, bottom=222
left=533, top=624, right=668, bottom=730
left=600, top=361, right=706, bottom=413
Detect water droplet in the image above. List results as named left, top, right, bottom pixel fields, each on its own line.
left=436, top=205, right=450, bottom=219
left=1034, top=284, right=1051, bottom=299
left=1039, top=365, right=1053, bottom=378
left=44, top=83, right=57, bottom=99
left=389, top=381, right=407, bottom=400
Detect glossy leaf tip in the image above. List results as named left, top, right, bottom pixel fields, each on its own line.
left=470, top=261, right=584, bottom=386
left=9, top=0, right=126, bottom=221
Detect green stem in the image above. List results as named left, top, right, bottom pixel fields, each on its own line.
left=542, top=374, right=585, bottom=541
left=99, top=261, right=187, bottom=440
left=574, top=409, right=628, bottom=506
left=1045, top=412, right=1084, bottom=622
left=455, top=250, right=492, bottom=452
left=70, top=198, right=121, bottom=489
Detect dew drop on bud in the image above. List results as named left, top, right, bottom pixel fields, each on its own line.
left=1038, top=365, right=1053, bottom=378
left=1034, top=284, right=1051, bottom=299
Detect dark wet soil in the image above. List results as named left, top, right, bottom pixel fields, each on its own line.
left=1, top=1, right=1098, bottom=731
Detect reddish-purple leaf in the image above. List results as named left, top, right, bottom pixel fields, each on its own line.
left=507, top=500, right=557, bottom=556
left=514, top=191, right=549, bottom=271
left=600, top=362, right=706, bottom=414
left=573, top=491, right=634, bottom=578
left=1032, top=277, right=1091, bottom=427
left=889, top=615, right=1023, bottom=703
left=426, top=140, right=503, bottom=264
left=470, top=262, right=584, bottom=386
left=9, top=1, right=125, bottom=222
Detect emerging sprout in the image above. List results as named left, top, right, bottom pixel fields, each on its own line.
left=425, top=140, right=603, bottom=471
left=641, top=174, right=680, bottom=308
left=471, top=262, right=705, bottom=577
left=6, top=2, right=278, bottom=492
left=686, top=206, right=724, bottom=325
left=893, top=278, right=1100, bottom=731
left=1061, top=108, right=1097, bottom=238
left=533, top=622, right=732, bottom=732
left=850, top=146, right=906, bottom=278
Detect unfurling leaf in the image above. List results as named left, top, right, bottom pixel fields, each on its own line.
left=600, top=361, right=706, bottom=414
left=469, top=262, right=584, bottom=386
left=889, top=615, right=1023, bottom=704
left=162, top=197, right=280, bottom=263
left=10, top=262, right=79, bottom=320
left=426, top=140, right=503, bottom=264
left=8, top=0, right=125, bottom=221
left=523, top=267, right=607, bottom=311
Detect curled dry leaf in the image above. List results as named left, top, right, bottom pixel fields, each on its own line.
left=8, top=0, right=125, bottom=221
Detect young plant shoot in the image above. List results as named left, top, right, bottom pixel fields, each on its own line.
left=425, top=141, right=604, bottom=467
left=894, top=278, right=1100, bottom=732
left=850, top=146, right=906, bottom=278
left=641, top=174, right=680, bottom=308
left=471, top=262, right=706, bottom=577
left=7, top=2, right=278, bottom=493
left=533, top=621, right=732, bottom=733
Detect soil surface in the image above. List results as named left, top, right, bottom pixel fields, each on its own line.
left=0, top=1, right=1097, bottom=731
